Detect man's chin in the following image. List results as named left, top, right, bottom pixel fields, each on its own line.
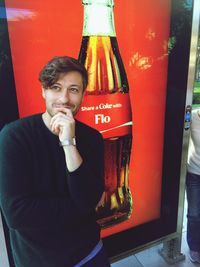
left=45, top=110, right=57, bottom=118
left=51, top=109, right=78, bottom=117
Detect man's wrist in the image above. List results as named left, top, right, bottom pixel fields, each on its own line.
left=59, top=137, right=76, bottom=147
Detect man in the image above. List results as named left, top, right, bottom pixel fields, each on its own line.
left=0, top=56, right=111, bottom=267
left=186, top=108, right=200, bottom=264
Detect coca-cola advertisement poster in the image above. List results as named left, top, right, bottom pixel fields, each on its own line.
left=3, top=0, right=171, bottom=239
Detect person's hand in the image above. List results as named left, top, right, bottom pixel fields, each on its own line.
left=50, top=108, right=75, bottom=142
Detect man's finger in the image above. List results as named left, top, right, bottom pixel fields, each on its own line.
left=54, top=107, right=73, bottom=117
left=50, top=111, right=73, bottom=127
left=64, top=108, right=73, bottom=118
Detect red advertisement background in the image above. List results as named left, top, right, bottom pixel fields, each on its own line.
left=5, top=0, right=171, bottom=237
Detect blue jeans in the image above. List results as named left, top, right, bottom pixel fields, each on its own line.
left=186, top=172, right=200, bottom=251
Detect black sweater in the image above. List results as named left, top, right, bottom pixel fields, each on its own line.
left=0, top=114, right=104, bottom=267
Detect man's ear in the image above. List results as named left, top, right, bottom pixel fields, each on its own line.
left=42, top=87, right=45, bottom=99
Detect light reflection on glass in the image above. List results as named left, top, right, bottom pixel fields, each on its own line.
left=168, top=36, right=176, bottom=54
left=129, top=52, right=153, bottom=70
left=129, top=35, right=177, bottom=70
left=145, top=28, right=156, bottom=41
left=0, top=8, right=36, bottom=21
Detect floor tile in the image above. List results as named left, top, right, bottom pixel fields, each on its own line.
left=111, top=255, right=143, bottom=267
left=134, top=232, right=191, bottom=267
left=0, top=213, right=9, bottom=267
left=135, top=243, right=170, bottom=267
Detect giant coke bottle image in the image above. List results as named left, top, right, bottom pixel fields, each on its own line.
left=77, top=0, right=132, bottom=228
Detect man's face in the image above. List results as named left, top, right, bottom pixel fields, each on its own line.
left=42, top=71, right=85, bottom=117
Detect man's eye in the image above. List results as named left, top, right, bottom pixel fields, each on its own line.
left=50, top=86, right=61, bottom=91
left=70, top=87, right=79, bottom=93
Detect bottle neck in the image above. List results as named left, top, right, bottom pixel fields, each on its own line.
left=82, top=4, right=116, bottom=36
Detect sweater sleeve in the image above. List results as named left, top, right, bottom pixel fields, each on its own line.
left=67, top=131, right=104, bottom=214
left=0, top=125, right=103, bottom=230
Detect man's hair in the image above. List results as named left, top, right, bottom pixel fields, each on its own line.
left=38, top=56, right=88, bottom=91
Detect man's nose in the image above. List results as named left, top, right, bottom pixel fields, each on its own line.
left=60, top=89, right=69, bottom=102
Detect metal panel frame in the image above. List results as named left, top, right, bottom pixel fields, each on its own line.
left=176, top=0, right=200, bottom=239
left=0, top=1, right=200, bottom=266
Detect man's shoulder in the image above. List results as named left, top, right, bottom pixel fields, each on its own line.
left=0, top=114, right=42, bottom=139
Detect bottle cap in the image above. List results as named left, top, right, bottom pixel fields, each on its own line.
left=82, top=0, right=114, bottom=7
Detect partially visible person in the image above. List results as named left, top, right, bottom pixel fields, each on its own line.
left=0, top=56, right=111, bottom=267
left=186, top=108, right=200, bottom=263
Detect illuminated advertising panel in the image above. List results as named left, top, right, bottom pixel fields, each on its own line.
left=0, top=0, right=193, bottom=261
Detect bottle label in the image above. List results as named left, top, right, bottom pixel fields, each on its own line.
left=75, top=93, right=132, bottom=139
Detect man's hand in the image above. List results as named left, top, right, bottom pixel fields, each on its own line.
left=50, top=108, right=75, bottom=142
left=50, top=108, right=82, bottom=172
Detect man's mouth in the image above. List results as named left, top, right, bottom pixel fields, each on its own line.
left=53, top=104, right=73, bottom=109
